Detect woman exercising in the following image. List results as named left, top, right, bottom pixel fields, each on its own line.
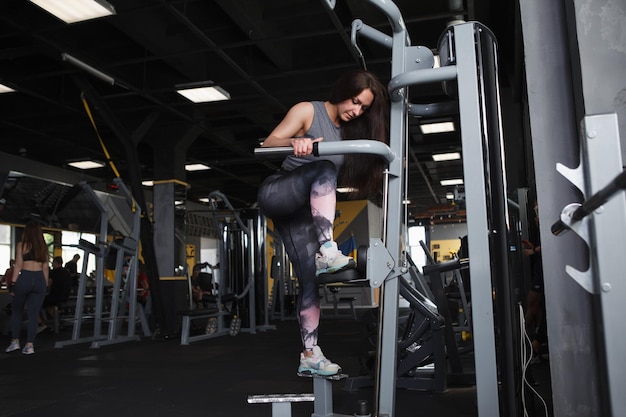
left=257, top=69, right=389, bottom=375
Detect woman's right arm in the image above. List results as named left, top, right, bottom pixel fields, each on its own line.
left=43, top=261, right=49, bottom=286
left=261, top=102, right=321, bottom=156
left=11, top=243, right=23, bottom=289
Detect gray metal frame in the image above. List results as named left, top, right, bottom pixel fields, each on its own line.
left=54, top=181, right=109, bottom=348
left=554, top=114, right=626, bottom=417
left=92, top=178, right=144, bottom=348
left=256, top=1, right=510, bottom=414
left=519, top=0, right=621, bottom=414
left=55, top=178, right=146, bottom=349
left=350, top=4, right=503, bottom=415
left=453, top=23, right=502, bottom=417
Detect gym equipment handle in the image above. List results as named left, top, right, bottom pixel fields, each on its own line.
left=551, top=169, right=626, bottom=235
left=254, top=140, right=396, bottom=163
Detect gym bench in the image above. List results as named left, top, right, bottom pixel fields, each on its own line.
left=177, top=308, right=219, bottom=345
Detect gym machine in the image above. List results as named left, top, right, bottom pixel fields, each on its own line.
left=268, top=231, right=298, bottom=321
left=207, top=190, right=275, bottom=334
left=419, top=240, right=472, bottom=340
left=55, top=178, right=150, bottom=348
left=343, top=243, right=474, bottom=393
left=179, top=190, right=275, bottom=344
left=253, top=0, right=515, bottom=414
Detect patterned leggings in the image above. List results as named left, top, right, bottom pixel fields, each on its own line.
left=258, top=160, right=337, bottom=350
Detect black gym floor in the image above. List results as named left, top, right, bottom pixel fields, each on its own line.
left=0, top=314, right=552, bottom=417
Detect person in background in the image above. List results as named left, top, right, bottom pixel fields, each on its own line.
left=136, top=262, right=150, bottom=306
left=37, top=256, right=72, bottom=333
left=2, top=259, right=15, bottom=289
left=257, top=69, right=389, bottom=376
left=64, top=253, right=81, bottom=293
left=191, top=262, right=217, bottom=307
left=6, top=221, right=49, bottom=355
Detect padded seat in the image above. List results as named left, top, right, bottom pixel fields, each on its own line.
left=317, top=268, right=366, bottom=285
left=176, top=307, right=219, bottom=317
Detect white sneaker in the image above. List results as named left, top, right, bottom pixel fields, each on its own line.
left=5, top=340, right=20, bottom=353
left=298, top=345, right=341, bottom=376
left=315, top=241, right=355, bottom=276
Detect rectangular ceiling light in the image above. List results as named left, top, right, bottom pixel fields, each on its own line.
left=177, top=85, right=231, bottom=103
left=337, top=187, right=358, bottom=193
left=185, top=163, right=211, bottom=172
left=0, top=83, right=16, bottom=93
left=432, top=152, right=461, bottom=162
left=68, top=160, right=105, bottom=169
left=420, top=121, right=455, bottom=135
left=142, top=180, right=154, bottom=187
left=440, top=179, right=464, bottom=186
left=29, top=0, right=116, bottom=24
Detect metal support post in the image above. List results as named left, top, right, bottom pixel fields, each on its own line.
left=554, top=113, right=626, bottom=417
left=454, top=23, right=504, bottom=417
left=311, top=378, right=335, bottom=417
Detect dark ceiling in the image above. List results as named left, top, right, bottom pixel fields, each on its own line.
left=0, top=0, right=519, bottom=230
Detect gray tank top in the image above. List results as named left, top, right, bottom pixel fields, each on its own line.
left=281, top=101, right=344, bottom=171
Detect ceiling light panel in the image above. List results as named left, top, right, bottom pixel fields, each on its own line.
left=432, top=152, right=461, bottom=161
left=420, top=121, right=455, bottom=134
left=29, top=0, right=116, bottom=24
left=185, top=163, right=211, bottom=171
left=0, top=83, right=16, bottom=93
left=440, top=179, right=464, bottom=186
left=177, top=86, right=230, bottom=103
left=68, top=160, right=105, bottom=169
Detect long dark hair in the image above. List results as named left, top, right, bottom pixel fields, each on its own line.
left=329, top=69, right=390, bottom=199
left=21, top=221, right=49, bottom=263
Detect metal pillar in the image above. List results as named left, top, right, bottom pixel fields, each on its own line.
left=454, top=23, right=506, bottom=417
left=370, top=1, right=407, bottom=414
left=553, top=114, right=626, bottom=417
left=153, top=180, right=184, bottom=334
left=384, top=20, right=505, bottom=417
left=519, top=1, right=604, bottom=415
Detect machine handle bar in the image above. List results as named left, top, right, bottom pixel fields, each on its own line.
left=254, top=140, right=396, bottom=163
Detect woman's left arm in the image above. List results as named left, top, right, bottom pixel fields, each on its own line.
left=43, top=262, right=49, bottom=286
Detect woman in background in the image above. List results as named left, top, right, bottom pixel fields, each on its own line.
left=6, top=221, right=49, bottom=355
